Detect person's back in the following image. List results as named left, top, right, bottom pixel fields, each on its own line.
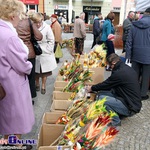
left=73, top=12, right=86, bottom=55
left=92, top=15, right=100, bottom=36
left=87, top=53, right=142, bottom=126
left=17, top=17, right=43, bottom=100
left=51, top=14, right=62, bottom=63
left=110, top=61, right=142, bottom=113
left=101, top=12, right=115, bottom=70
left=91, top=13, right=102, bottom=48
left=126, top=14, right=150, bottom=64
left=73, top=17, right=86, bottom=39
left=17, top=18, right=43, bottom=59
left=125, top=8, right=150, bottom=100
left=122, top=11, right=135, bottom=52
left=101, top=19, right=115, bottom=42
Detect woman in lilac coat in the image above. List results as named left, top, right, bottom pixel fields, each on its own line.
left=0, top=0, right=35, bottom=145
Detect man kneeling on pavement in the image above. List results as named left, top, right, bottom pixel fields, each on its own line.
left=86, top=53, right=142, bottom=126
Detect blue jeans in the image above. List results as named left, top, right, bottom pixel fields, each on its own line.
left=97, top=92, right=130, bottom=126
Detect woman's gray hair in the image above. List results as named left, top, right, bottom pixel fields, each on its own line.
left=80, top=12, right=85, bottom=17
left=0, top=0, right=25, bottom=20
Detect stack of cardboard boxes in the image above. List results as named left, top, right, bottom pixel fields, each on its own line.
left=37, top=56, right=105, bottom=150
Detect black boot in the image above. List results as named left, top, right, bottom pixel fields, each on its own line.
left=56, top=58, right=59, bottom=63
left=32, top=100, right=34, bottom=105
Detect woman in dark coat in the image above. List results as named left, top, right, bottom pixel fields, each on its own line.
left=16, top=11, right=43, bottom=102
left=101, top=12, right=115, bottom=71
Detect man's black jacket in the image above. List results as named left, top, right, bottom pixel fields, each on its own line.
left=91, top=61, right=142, bottom=113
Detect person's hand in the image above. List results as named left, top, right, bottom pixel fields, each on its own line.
left=86, top=85, right=92, bottom=93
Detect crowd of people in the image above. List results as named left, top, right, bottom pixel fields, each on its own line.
left=0, top=0, right=62, bottom=149
left=0, top=0, right=149, bottom=149
left=86, top=8, right=150, bottom=126
left=72, top=9, right=149, bottom=127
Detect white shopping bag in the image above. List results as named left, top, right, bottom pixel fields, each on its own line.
left=125, top=59, right=132, bottom=67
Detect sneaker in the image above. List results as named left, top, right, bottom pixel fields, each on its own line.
left=141, top=95, right=149, bottom=101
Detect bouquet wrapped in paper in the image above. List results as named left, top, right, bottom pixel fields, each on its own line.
left=59, top=58, right=80, bottom=77
left=63, top=68, right=93, bottom=94
left=56, top=97, right=117, bottom=144
left=56, top=98, right=93, bottom=125
left=81, top=44, right=107, bottom=68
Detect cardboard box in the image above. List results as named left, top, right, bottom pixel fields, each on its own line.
left=53, top=91, right=72, bottom=101
left=37, top=124, right=71, bottom=150
left=50, top=100, right=72, bottom=112
left=85, top=67, right=104, bottom=85
left=56, top=75, right=64, bottom=81
left=42, top=111, right=65, bottom=124
left=54, top=81, right=68, bottom=91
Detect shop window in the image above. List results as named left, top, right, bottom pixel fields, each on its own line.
left=29, top=5, right=35, bottom=10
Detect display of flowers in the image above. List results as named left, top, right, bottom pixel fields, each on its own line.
left=82, top=44, right=107, bottom=68
left=55, top=97, right=118, bottom=149
left=49, top=43, right=119, bottom=149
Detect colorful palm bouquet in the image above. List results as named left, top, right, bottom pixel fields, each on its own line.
left=62, top=67, right=93, bottom=94
left=75, top=113, right=118, bottom=150
left=59, top=57, right=80, bottom=77
left=55, top=97, right=119, bottom=149
left=56, top=98, right=93, bottom=125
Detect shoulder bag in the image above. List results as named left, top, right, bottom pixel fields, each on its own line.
left=28, top=19, right=42, bottom=55
left=0, top=84, right=6, bottom=101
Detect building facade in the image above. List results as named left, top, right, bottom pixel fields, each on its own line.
left=43, top=0, right=113, bottom=24
left=21, top=0, right=130, bottom=26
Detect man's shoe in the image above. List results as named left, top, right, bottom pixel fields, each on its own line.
left=142, top=95, right=149, bottom=101
left=36, top=85, right=40, bottom=91
left=41, top=89, right=46, bottom=95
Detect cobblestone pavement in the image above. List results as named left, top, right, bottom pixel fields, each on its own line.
left=22, top=33, right=150, bottom=150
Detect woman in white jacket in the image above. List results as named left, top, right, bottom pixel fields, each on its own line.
left=31, top=13, right=57, bottom=94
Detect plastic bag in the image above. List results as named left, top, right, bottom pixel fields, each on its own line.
left=125, top=59, right=132, bottom=67
left=55, top=43, right=63, bottom=58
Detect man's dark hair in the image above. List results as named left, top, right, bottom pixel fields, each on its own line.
left=96, top=12, right=102, bottom=16
left=107, top=53, right=121, bottom=65
left=144, top=7, right=150, bottom=15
